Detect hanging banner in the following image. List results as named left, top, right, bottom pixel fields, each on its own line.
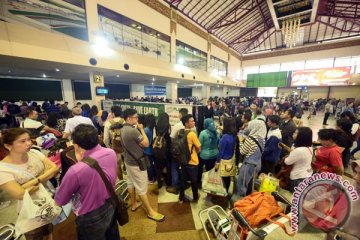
left=144, top=86, right=166, bottom=96
left=291, top=67, right=351, bottom=86
left=102, top=100, right=165, bottom=118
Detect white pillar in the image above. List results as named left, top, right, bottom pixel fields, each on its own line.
left=85, top=0, right=100, bottom=43
left=166, top=82, right=177, bottom=103
left=202, top=84, right=210, bottom=103
left=89, top=72, right=105, bottom=109
left=130, top=84, right=146, bottom=98
left=61, top=79, right=75, bottom=108
left=223, top=86, right=228, bottom=97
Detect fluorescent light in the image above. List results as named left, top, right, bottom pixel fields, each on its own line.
left=55, top=68, right=60, bottom=72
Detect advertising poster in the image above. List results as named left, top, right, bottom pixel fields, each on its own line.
left=144, top=86, right=166, bottom=96
left=291, top=67, right=351, bottom=86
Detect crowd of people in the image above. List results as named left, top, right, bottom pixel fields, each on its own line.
left=0, top=95, right=360, bottom=239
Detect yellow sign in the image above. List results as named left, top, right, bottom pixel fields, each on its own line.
left=93, top=74, right=103, bottom=83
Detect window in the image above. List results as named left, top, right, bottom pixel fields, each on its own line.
left=98, top=5, right=171, bottom=62
left=305, top=58, right=334, bottom=69
left=242, top=66, right=259, bottom=80
left=210, top=56, right=228, bottom=76
left=259, top=64, right=280, bottom=73
left=350, top=56, right=360, bottom=74
left=73, top=81, right=91, bottom=100
left=280, top=61, right=305, bottom=71
left=176, top=40, right=207, bottom=71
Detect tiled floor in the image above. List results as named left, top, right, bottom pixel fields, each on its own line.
left=0, top=110, right=359, bottom=240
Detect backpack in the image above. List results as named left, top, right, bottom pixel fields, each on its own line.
left=152, top=133, right=167, bottom=160
left=109, top=119, right=124, bottom=154
left=171, top=129, right=193, bottom=165
left=233, top=192, right=294, bottom=237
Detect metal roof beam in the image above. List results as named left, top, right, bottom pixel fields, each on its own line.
left=247, top=28, right=276, bottom=52
left=198, top=0, right=232, bottom=25
left=207, top=0, right=249, bottom=31
left=228, top=25, right=265, bottom=44
left=317, top=19, right=359, bottom=32
left=210, top=3, right=259, bottom=31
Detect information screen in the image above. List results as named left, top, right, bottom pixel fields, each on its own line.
left=257, top=87, right=278, bottom=97
left=96, top=87, right=109, bottom=95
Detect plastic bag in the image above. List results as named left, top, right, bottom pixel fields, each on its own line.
left=259, top=173, right=279, bottom=193
left=15, top=184, right=61, bottom=235
left=202, top=168, right=227, bottom=196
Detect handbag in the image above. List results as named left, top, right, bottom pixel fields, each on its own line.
left=119, top=134, right=150, bottom=171
left=219, top=157, right=236, bottom=177
left=15, top=184, right=61, bottom=235
left=82, top=157, right=129, bottom=226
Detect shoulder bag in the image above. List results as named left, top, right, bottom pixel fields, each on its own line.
left=82, top=157, right=129, bottom=226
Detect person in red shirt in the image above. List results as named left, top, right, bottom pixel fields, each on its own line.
left=313, top=129, right=344, bottom=175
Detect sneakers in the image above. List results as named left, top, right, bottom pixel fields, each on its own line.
left=166, top=186, right=179, bottom=195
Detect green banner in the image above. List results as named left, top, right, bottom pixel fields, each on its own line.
left=247, top=71, right=289, bottom=87
left=102, top=100, right=165, bottom=118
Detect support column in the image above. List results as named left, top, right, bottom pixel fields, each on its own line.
left=85, top=0, right=100, bottom=43
left=61, top=79, right=75, bottom=108
left=89, top=72, right=105, bottom=109
left=202, top=85, right=210, bottom=103
left=223, top=86, right=228, bottom=97
left=166, top=82, right=177, bottom=103
left=170, top=10, right=177, bottom=64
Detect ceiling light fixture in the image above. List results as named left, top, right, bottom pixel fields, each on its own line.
left=42, top=74, right=47, bottom=78
left=151, top=82, right=154, bottom=85
left=8, top=70, right=11, bottom=73
left=176, top=81, right=179, bottom=84
left=152, top=77, right=155, bottom=81
left=116, top=74, right=120, bottom=78
left=55, top=68, right=60, bottom=72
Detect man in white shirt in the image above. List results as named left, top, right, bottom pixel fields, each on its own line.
left=21, top=107, right=55, bottom=136
left=103, top=106, right=124, bottom=148
left=63, top=107, right=94, bottom=139
left=170, top=108, right=196, bottom=138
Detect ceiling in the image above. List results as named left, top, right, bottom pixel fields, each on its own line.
left=164, top=0, right=360, bottom=54
left=0, top=55, right=222, bottom=88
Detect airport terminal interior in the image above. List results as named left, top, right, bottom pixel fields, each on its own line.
left=0, top=0, right=360, bottom=239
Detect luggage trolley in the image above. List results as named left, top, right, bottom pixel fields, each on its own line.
left=199, top=192, right=292, bottom=240
left=0, top=224, right=20, bottom=240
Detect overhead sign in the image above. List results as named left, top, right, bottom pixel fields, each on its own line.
left=144, top=86, right=166, bottom=96
left=291, top=67, right=351, bottom=86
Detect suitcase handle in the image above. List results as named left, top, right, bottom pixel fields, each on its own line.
left=232, top=209, right=267, bottom=239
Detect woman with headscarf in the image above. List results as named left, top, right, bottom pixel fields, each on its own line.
left=237, top=120, right=265, bottom=197
left=197, top=118, right=219, bottom=186
left=154, top=112, right=172, bottom=188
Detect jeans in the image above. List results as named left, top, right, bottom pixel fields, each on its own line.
left=146, top=155, right=156, bottom=182
left=179, top=164, right=199, bottom=201
left=197, top=157, right=217, bottom=185
left=171, top=160, right=180, bottom=188
left=75, top=199, right=120, bottom=240
left=351, top=139, right=360, bottom=156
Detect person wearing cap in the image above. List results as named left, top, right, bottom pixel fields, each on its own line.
left=63, top=107, right=94, bottom=139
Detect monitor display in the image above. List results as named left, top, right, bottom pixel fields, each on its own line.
left=96, top=87, right=109, bottom=95
left=257, top=87, right=278, bottom=97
